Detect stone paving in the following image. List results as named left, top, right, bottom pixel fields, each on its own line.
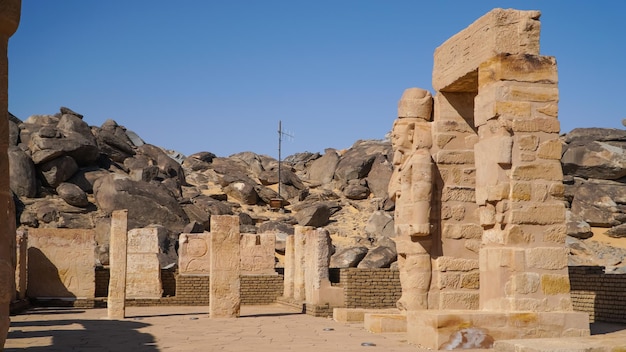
left=5, top=304, right=434, bottom=352
left=5, top=304, right=626, bottom=352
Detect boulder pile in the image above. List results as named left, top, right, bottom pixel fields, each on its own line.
left=8, top=107, right=626, bottom=271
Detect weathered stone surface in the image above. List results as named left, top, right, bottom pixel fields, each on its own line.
left=56, top=182, right=89, bottom=208
left=342, top=182, right=370, bottom=200
left=209, top=215, right=241, bottom=318
left=295, top=203, right=331, bottom=227
left=108, top=210, right=127, bottom=319
left=330, top=246, right=368, bottom=268
left=364, top=210, right=394, bottom=238
left=240, top=233, right=276, bottom=275
left=357, top=246, right=397, bottom=268
left=93, top=173, right=188, bottom=233
left=565, top=210, right=593, bottom=239
left=433, top=8, right=540, bottom=91
left=8, top=146, right=37, bottom=197
left=178, top=232, right=211, bottom=274
left=569, top=180, right=626, bottom=227
left=126, top=228, right=163, bottom=299
left=37, top=155, right=79, bottom=188
left=562, top=140, right=626, bottom=180
left=27, top=228, right=95, bottom=299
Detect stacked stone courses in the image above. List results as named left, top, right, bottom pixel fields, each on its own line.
left=340, top=269, right=401, bottom=309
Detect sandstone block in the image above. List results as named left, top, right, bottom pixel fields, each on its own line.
left=526, top=247, right=568, bottom=270
left=507, top=272, right=540, bottom=295
left=517, top=135, right=539, bottom=151
left=178, top=233, right=211, bottom=274
left=541, top=274, right=570, bottom=295
left=509, top=203, right=565, bottom=225
left=511, top=162, right=563, bottom=181
left=108, top=210, right=128, bottom=319
left=209, top=215, right=241, bottom=318
left=442, top=186, right=476, bottom=202
left=442, top=223, right=483, bottom=240
left=397, top=88, right=433, bottom=120
left=435, top=256, right=479, bottom=272
left=433, top=9, right=540, bottom=91
left=435, top=150, right=475, bottom=164
left=511, top=118, right=560, bottom=133
left=537, top=139, right=562, bottom=160
left=364, top=313, right=407, bottom=333
left=27, top=228, right=96, bottom=299
left=479, top=54, right=557, bottom=88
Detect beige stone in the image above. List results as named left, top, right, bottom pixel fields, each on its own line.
left=433, top=9, right=540, bottom=91
left=511, top=117, right=560, bottom=133
left=435, top=150, right=474, bottom=164
left=108, top=210, right=128, bottom=319
left=541, top=274, right=570, bottom=295
left=303, top=228, right=343, bottom=306
left=364, top=313, right=407, bottom=333
left=283, top=234, right=294, bottom=298
left=27, top=228, right=96, bottom=299
left=537, top=139, right=562, bottom=160
left=177, top=233, right=211, bottom=274
left=240, top=233, right=276, bottom=275
left=478, top=54, right=558, bottom=88
left=333, top=308, right=399, bottom=323
left=293, top=226, right=309, bottom=301
left=509, top=203, right=565, bottom=225
left=209, top=215, right=241, bottom=318
left=126, top=228, right=162, bottom=299
left=526, top=247, right=568, bottom=270
left=397, top=88, right=433, bottom=120
left=14, top=230, right=27, bottom=300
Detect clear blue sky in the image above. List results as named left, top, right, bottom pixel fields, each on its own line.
left=8, top=1, right=626, bottom=158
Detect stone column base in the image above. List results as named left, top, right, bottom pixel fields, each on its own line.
left=407, top=310, right=590, bottom=350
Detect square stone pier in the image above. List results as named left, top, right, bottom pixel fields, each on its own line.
left=392, top=8, right=589, bottom=350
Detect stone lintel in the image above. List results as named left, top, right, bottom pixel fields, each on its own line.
left=407, top=310, right=589, bottom=350
left=433, top=8, right=541, bottom=92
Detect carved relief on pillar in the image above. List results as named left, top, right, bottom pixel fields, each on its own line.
left=389, top=88, right=434, bottom=311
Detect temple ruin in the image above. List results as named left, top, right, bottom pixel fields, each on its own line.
left=388, top=8, right=590, bottom=349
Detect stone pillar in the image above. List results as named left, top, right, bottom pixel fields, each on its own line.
left=292, top=225, right=309, bottom=301
left=475, top=53, right=570, bottom=312
left=303, top=227, right=343, bottom=306
left=14, top=230, right=26, bottom=300
left=283, top=234, right=294, bottom=298
left=0, top=0, right=20, bottom=347
left=389, top=88, right=434, bottom=311
left=126, top=228, right=162, bottom=299
left=108, top=210, right=128, bottom=319
left=240, top=233, right=276, bottom=275
left=209, top=215, right=240, bottom=318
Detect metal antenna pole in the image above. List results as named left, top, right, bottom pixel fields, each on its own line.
left=278, top=120, right=282, bottom=200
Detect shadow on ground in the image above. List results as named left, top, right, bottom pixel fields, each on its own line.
left=7, top=309, right=157, bottom=352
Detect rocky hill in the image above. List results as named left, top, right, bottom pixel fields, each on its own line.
left=8, top=107, right=626, bottom=272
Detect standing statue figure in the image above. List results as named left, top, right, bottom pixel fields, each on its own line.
left=389, top=88, right=433, bottom=311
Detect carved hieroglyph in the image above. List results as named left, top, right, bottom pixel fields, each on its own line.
left=26, top=228, right=96, bottom=298
left=209, top=215, right=241, bottom=318
left=126, top=228, right=162, bottom=299
left=0, top=0, right=20, bottom=348
left=389, top=88, right=434, bottom=311
left=178, top=232, right=211, bottom=274
left=108, top=210, right=128, bottom=319
left=240, top=233, right=276, bottom=275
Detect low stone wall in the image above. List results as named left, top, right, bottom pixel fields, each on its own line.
left=338, top=268, right=401, bottom=309
left=569, top=266, right=626, bottom=324
left=94, top=268, right=282, bottom=306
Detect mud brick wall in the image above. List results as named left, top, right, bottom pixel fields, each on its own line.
left=339, top=268, right=401, bottom=308
left=240, top=275, right=284, bottom=304
left=95, top=267, right=176, bottom=298
left=569, top=266, right=626, bottom=324
left=174, top=274, right=210, bottom=305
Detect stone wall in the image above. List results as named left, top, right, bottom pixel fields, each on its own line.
left=94, top=268, right=282, bottom=306
left=339, top=268, right=401, bottom=309
left=569, top=266, right=626, bottom=324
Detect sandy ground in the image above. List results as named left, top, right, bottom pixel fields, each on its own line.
left=590, top=227, right=626, bottom=249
